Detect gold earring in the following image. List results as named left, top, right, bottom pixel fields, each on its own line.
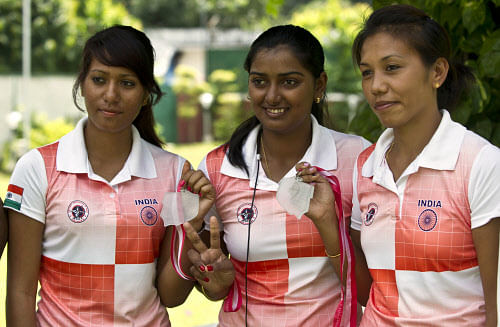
left=315, top=97, right=321, bottom=104
left=434, top=83, right=440, bottom=89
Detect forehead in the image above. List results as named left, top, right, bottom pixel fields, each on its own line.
left=250, top=45, right=309, bottom=74
left=360, top=32, right=417, bottom=63
left=88, top=58, right=137, bottom=76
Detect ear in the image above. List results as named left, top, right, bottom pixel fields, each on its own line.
left=142, top=92, right=150, bottom=107
left=431, top=57, right=449, bottom=88
left=314, top=71, right=328, bottom=99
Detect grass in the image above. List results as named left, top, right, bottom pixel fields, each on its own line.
left=0, top=141, right=223, bottom=327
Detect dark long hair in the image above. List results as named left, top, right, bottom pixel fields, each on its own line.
left=72, top=25, right=164, bottom=147
left=352, top=4, right=475, bottom=111
left=227, top=24, right=328, bottom=175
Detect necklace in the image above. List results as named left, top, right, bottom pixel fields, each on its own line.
left=260, top=134, right=273, bottom=180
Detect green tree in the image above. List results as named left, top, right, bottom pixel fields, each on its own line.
left=0, top=0, right=141, bottom=74
left=289, top=0, right=372, bottom=132
left=349, top=0, right=500, bottom=145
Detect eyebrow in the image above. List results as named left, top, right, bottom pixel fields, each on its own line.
left=89, top=69, right=136, bottom=78
left=359, top=54, right=404, bottom=66
left=249, top=71, right=305, bottom=77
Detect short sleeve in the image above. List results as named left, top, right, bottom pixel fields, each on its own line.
left=350, top=158, right=362, bottom=231
left=4, top=149, right=48, bottom=224
left=468, top=144, right=500, bottom=229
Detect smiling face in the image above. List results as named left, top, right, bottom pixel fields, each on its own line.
left=359, top=32, right=442, bottom=129
left=81, top=58, right=148, bottom=136
left=248, top=45, right=326, bottom=135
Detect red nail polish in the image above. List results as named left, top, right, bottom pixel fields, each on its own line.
left=199, top=265, right=205, bottom=272
left=206, top=265, right=213, bottom=271
left=187, top=186, right=193, bottom=192
left=204, top=277, right=210, bottom=282
left=179, top=180, right=186, bottom=187
left=297, top=168, right=303, bottom=171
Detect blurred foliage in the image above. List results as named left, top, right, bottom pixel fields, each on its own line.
left=116, top=0, right=314, bottom=28
left=207, top=69, right=252, bottom=141
left=1, top=113, right=75, bottom=172
left=172, top=65, right=210, bottom=118
left=348, top=0, right=500, bottom=145
left=289, top=0, right=372, bottom=135
left=0, top=0, right=141, bottom=74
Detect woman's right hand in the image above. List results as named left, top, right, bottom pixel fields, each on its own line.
left=295, top=162, right=338, bottom=226
left=184, top=216, right=235, bottom=301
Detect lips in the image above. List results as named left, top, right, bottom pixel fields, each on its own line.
left=99, top=108, right=121, bottom=117
left=264, top=107, right=287, bottom=117
left=374, top=101, right=398, bottom=111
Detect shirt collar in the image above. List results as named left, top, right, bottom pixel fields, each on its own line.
left=220, top=115, right=338, bottom=190
left=57, top=117, right=157, bottom=184
left=362, top=110, right=466, bottom=178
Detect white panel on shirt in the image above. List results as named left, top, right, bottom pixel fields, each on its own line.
left=287, top=257, right=337, bottom=301
left=396, top=266, right=483, bottom=317
left=114, top=262, right=163, bottom=323
left=360, top=211, right=396, bottom=270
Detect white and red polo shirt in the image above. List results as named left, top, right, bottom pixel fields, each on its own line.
left=351, top=110, right=500, bottom=326
left=5, top=118, right=186, bottom=326
left=199, top=115, right=370, bottom=326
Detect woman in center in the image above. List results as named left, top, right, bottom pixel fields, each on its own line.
left=196, top=25, right=369, bottom=326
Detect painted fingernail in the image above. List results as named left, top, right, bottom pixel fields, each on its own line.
left=199, top=265, right=206, bottom=272
left=297, top=168, right=303, bottom=172
left=206, top=265, right=213, bottom=271
left=204, top=277, right=210, bottom=282
left=303, top=162, right=310, bottom=167
left=187, top=186, right=193, bottom=192
left=179, top=180, right=186, bottom=187
left=308, top=168, right=314, bottom=172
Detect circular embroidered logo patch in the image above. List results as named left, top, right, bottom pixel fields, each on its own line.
left=237, top=203, right=258, bottom=225
left=418, top=209, right=438, bottom=231
left=140, top=206, right=158, bottom=226
left=364, top=202, right=378, bottom=226
left=67, top=200, right=89, bottom=223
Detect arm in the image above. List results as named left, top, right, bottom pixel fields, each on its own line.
left=471, top=218, right=499, bottom=327
left=7, top=210, right=44, bottom=327
left=156, top=161, right=216, bottom=307
left=156, top=225, right=196, bottom=307
left=0, top=198, right=7, bottom=257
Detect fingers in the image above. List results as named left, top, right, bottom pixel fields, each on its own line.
left=188, top=250, right=211, bottom=283
left=296, top=162, right=328, bottom=184
left=181, top=168, right=214, bottom=196
left=184, top=221, right=208, bottom=253
left=181, top=160, right=192, bottom=176
left=209, top=216, right=220, bottom=250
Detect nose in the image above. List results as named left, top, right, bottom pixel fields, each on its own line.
left=370, top=72, right=388, bottom=95
left=103, top=82, right=120, bottom=103
left=264, top=83, right=281, bottom=105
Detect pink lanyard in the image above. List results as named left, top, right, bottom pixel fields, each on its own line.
left=316, top=167, right=358, bottom=327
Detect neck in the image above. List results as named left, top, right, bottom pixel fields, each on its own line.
left=260, top=118, right=312, bottom=182
left=84, top=123, right=133, bottom=181
left=387, top=108, right=442, bottom=181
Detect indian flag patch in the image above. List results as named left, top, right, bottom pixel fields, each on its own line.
left=5, top=184, right=24, bottom=210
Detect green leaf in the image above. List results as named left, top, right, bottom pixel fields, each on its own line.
left=471, top=118, right=493, bottom=139
left=265, top=0, right=284, bottom=17
left=479, top=51, right=500, bottom=79
left=462, top=1, right=486, bottom=33
left=491, top=123, right=500, bottom=147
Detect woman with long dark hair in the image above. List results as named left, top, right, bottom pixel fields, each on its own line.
left=5, top=25, right=215, bottom=326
